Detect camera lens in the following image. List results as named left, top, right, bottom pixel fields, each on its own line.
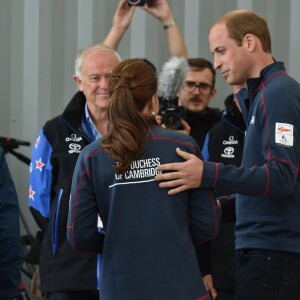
left=163, top=111, right=182, bottom=130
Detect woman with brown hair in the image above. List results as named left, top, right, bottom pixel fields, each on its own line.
left=67, top=58, right=219, bottom=300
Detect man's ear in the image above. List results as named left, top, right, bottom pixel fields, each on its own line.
left=210, top=87, right=217, bottom=99
left=244, top=34, right=256, bottom=52
left=73, top=75, right=83, bottom=91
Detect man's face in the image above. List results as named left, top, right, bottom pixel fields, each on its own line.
left=177, top=68, right=216, bottom=113
left=209, top=23, right=249, bottom=85
left=75, top=50, right=120, bottom=112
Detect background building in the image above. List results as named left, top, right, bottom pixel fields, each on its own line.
left=1, top=0, right=299, bottom=290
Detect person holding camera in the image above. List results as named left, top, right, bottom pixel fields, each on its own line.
left=67, top=58, right=220, bottom=300
left=103, top=0, right=188, bottom=58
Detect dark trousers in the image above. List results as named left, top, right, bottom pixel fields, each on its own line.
left=47, top=291, right=99, bottom=300
left=235, top=249, right=300, bottom=300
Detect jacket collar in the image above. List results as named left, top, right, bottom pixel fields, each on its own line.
left=62, top=91, right=86, bottom=123
left=236, top=62, right=287, bottom=124
left=246, top=61, right=286, bottom=97
left=235, top=87, right=250, bottom=126
left=59, top=91, right=91, bottom=141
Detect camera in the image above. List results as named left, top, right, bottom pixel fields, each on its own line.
left=126, top=0, right=153, bottom=6
left=157, top=56, right=188, bottom=130
left=158, top=96, right=183, bottom=130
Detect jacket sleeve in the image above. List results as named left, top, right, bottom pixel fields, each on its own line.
left=29, top=129, right=53, bottom=230
left=193, top=134, right=214, bottom=276
left=189, top=186, right=220, bottom=243
left=201, top=87, right=300, bottom=197
left=0, top=147, right=24, bottom=299
left=189, top=146, right=220, bottom=243
left=195, top=241, right=212, bottom=277
left=67, top=149, right=104, bottom=253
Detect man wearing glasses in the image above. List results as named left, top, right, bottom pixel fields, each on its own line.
left=177, top=58, right=221, bottom=149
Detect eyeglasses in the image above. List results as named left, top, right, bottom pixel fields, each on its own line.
left=183, top=81, right=213, bottom=94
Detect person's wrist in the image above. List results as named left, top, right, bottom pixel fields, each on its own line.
left=160, top=11, right=174, bottom=26
left=112, top=24, right=128, bottom=32
left=163, top=19, right=176, bottom=30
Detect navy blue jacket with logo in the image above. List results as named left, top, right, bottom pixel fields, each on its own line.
left=29, top=91, right=98, bottom=293
left=199, top=95, right=245, bottom=291
left=67, top=124, right=220, bottom=300
left=201, top=62, right=300, bottom=254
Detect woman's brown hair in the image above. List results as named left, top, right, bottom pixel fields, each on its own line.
left=101, top=58, right=157, bottom=174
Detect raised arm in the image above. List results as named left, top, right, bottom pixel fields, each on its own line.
left=142, top=0, right=188, bottom=57
left=103, top=0, right=188, bottom=58
left=102, top=0, right=136, bottom=50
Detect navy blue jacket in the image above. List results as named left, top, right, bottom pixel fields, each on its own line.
left=29, top=91, right=98, bottom=292
left=182, top=107, right=221, bottom=150
left=0, top=147, right=24, bottom=299
left=201, top=62, right=300, bottom=254
left=67, top=125, right=220, bottom=300
left=198, top=95, right=245, bottom=291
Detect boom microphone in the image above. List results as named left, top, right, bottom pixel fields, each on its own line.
left=158, top=56, right=189, bottom=99
left=157, top=56, right=189, bottom=129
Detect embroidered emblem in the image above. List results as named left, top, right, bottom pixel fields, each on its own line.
left=29, top=185, right=36, bottom=201
left=65, top=134, right=82, bottom=142
left=36, top=158, right=46, bottom=172
left=223, top=136, right=238, bottom=145
left=221, top=146, right=235, bottom=158
left=275, top=123, right=293, bottom=147
left=35, top=136, right=40, bottom=149
left=65, top=134, right=82, bottom=154
left=68, top=143, right=81, bottom=154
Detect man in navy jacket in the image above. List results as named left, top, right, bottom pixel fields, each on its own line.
left=155, top=10, right=300, bottom=300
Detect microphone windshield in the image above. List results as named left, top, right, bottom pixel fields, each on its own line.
left=157, top=56, right=189, bottom=99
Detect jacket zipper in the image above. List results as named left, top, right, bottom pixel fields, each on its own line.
left=52, top=188, right=63, bottom=257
